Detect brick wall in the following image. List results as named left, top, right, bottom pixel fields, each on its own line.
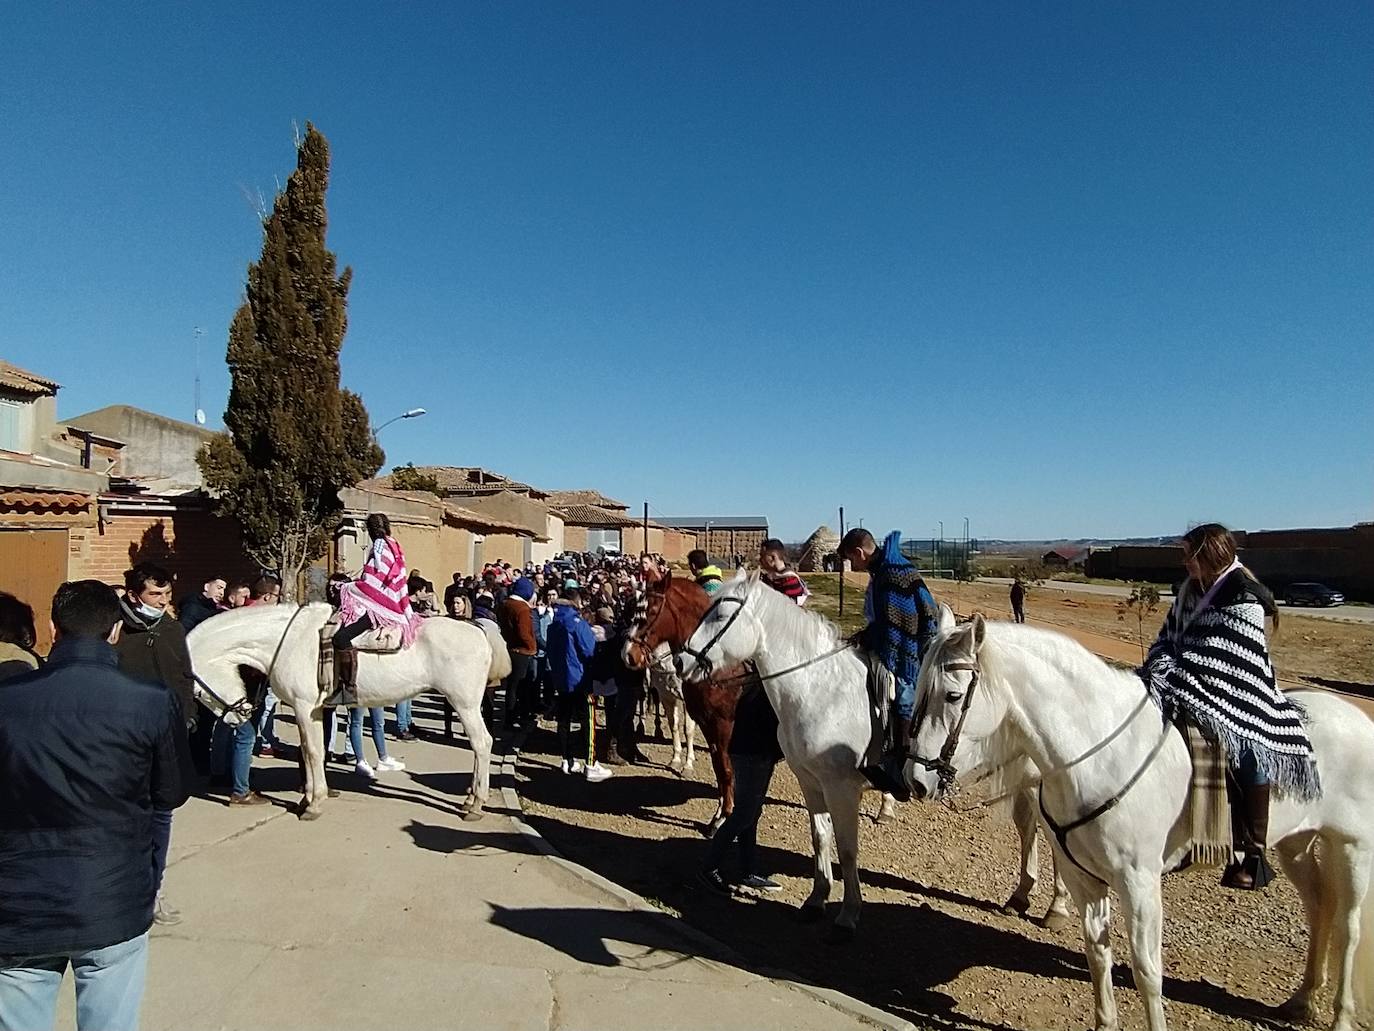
left=77, top=508, right=258, bottom=592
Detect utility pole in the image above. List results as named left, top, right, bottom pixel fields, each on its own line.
left=838, top=505, right=846, bottom=617
left=193, top=327, right=205, bottom=425
left=643, top=501, right=650, bottom=556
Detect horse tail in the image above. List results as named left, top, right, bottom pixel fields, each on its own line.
left=477, top=620, right=511, bottom=686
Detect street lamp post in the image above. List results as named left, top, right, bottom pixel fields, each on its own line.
left=372, top=407, right=427, bottom=437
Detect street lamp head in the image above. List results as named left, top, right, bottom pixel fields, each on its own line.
left=403, top=408, right=426, bottom=419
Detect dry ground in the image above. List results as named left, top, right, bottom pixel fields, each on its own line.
left=517, top=723, right=1323, bottom=1031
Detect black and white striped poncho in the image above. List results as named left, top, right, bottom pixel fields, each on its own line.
left=1141, top=568, right=1321, bottom=801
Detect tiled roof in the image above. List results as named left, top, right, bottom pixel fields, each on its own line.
left=0, top=360, right=59, bottom=395
left=442, top=504, right=536, bottom=536
left=554, top=504, right=639, bottom=527
left=546, top=489, right=628, bottom=511
left=0, top=488, right=91, bottom=512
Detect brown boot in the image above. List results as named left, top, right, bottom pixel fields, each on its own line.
left=1221, top=782, right=1275, bottom=890
left=335, top=647, right=358, bottom=704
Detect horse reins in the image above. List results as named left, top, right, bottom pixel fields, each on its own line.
left=192, top=604, right=309, bottom=722
left=678, top=589, right=855, bottom=686
left=907, top=647, right=1174, bottom=886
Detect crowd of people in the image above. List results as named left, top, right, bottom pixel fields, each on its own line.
left=0, top=515, right=1306, bottom=1028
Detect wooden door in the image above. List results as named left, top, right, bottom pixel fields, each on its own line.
left=0, top=528, right=69, bottom=654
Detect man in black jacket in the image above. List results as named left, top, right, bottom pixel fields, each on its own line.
left=114, top=562, right=211, bottom=929
left=177, top=575, right=226, bottom=632
left=0, top=580, right=192, bottom=1031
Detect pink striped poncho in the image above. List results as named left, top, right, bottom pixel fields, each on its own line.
left=339, top=536, right=421, bottom=647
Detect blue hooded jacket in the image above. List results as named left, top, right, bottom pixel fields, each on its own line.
left=545, top=601, right=596, bottom=693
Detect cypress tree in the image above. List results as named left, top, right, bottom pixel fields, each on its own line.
left=199, top=124, right=383, bottom=600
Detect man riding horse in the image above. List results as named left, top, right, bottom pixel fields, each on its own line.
left=838, top=528, right=941, bottom=802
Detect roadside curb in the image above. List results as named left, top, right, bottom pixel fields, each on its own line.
left=495, top=727, right=917, bottom=1031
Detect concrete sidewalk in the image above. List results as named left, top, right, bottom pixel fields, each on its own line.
left=55, top=705, right=894, bottom=1031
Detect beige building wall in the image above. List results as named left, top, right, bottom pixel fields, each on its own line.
left=481, top=532, right=527, bottom=567
left=563, top=525, right=589, bottom=554
left=530, top=513, right=565, bottom=565
left=440, top=524, right=479, bottom=577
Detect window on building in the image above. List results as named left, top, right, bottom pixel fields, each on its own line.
left=0, top=398, right=26, bottom=453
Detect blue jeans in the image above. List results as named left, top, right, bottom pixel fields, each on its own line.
left=895, top=676, right=916, bottom=722
left=211, top=718, right=256, bottom=796
left=348, top=707, right=387, bottom=762
left=395, top=699, right=412, bottom=733
left=0, top=932, right=148, bottom=1031
left=150, top=809, right=173, bottom=893
left=256, top=689, right=279, bottom=747
left=1236, top=745, right=1270, bottom=787
left=706, top=754, right=778, bottom=877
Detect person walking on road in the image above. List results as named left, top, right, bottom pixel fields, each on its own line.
left=0, top=580, right=193, bottom=1031
left=1010, top=579, right=1026, bottom=623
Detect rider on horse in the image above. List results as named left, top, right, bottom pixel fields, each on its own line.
left=333, top=513, right=421, bottom=698
left=838, top=528, right=941, bottom=802
left=1140, top=522, right=1319, bottom=890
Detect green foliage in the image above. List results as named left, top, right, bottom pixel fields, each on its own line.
left=1008, top=561, right=1049, bottom=586
left=198, top=123, right=381, bottom=599
left=390, top=463, right=440, bottom=494
left=1117, top=583, right=1163, bottom=662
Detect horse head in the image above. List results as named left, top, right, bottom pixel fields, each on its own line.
left=674, top=571, right=761, bottom=683
left=906, top=613, right=1008, bottom=801
left=622, top=570, right=710, bottom=670
left=185, top=604, right=312, bottom=726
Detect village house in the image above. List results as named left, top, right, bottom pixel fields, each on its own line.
left=657, top=515, right=770, bottom=565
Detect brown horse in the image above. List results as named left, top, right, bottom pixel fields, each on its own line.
left=623, top=573, right=743, bottom=835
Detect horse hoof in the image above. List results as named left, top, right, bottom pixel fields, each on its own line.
left=825, top=923, right=856, bottom=945
left=1039, top=910, right=1073, bottom=932
left=298, top=807, right=323, bottom=822
left=797, top=904, right=826, bottom=924
left=462, top=807, right=485, bottom=823
left=1001, top=896, right=1031, bottom=918
left=1274, top=995, right=1317, bottom=1025
left=327, top=788, right=340, bottom=799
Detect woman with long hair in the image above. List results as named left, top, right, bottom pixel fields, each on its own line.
left=1141, top=523, right=1318, bottom=890
left=334, top=513, right=420, bottom=693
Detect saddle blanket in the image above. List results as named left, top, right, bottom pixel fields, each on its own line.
left=318, top=617, right=406, bottom=706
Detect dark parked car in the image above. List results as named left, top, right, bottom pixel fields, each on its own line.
left=1283, top=582, right=1345, bottom=607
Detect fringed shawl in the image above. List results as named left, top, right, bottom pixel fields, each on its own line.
left=340, top=536, right=420, bottom=647
left=862, top=531, right=940, bottom=685
left=1141, top=568, right=1320, bottom=801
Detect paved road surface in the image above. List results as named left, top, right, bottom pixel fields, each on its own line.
left=52, top=705, right=897, bottom=1031
left=978, top=577, right=1374, bottom=624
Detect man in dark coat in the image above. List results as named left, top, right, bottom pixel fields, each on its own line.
left=177, top=576, right=226, bottom=632
left=0, top=580, right=192, bottom=1030
left=114, top=562, right=205, bottom=928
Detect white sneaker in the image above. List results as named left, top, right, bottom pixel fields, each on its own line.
left=584, top=762, right=613, bottom=783
left=376, top=756, right=406, bottom=773
left=354, top=760, right=377, bottom=780
left=561, top=759, right=586, bottom=775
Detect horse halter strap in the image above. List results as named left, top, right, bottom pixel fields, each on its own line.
left=627, top=587, right=667, bottom=659
left=679, top=594, right=747, bottom=676
left=908, top=660, right=980, bottom=791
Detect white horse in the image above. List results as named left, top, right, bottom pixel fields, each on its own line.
left=676, top=572, right=1069, bottom=937
left=187, top=605, right=508, bottom=821
left=648, top=653, right=697, bottom=773
left=907, top=615, right=1374, bottom=1031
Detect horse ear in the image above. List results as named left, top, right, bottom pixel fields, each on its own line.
left=938, top=603, right=955, bottom=632
left=971, top=613, right=987, bottom=653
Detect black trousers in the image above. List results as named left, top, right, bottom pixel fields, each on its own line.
left=334, top=615, right=374, bottom=648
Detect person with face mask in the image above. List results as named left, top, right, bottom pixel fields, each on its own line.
left=113, top=563, right=205, bottom=928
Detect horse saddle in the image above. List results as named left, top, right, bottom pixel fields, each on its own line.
left=353, top=625, right=405, bottom=654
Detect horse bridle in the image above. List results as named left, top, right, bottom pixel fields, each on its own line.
left=907, top=660, right=981, bottom=793
left=626, top=585, right=669, bottom=664
left=678, top=593, right=747, bottom=679
left=191, top=604, right=307, bottom=722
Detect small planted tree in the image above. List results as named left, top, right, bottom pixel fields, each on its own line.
left=390, top=463, right=440, bottom=494
left=1117, top=583, right=1163, bottom=662
left=199, top=124, right=382, bottom=600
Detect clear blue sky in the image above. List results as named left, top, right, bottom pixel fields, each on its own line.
left=3, top=3, right=1370, bottom=541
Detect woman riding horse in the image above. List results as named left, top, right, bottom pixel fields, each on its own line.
left=1140, top=522, right=1319, bottom=890
left=334, top=513, right=421, bottom=696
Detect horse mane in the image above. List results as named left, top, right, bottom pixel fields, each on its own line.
left=729, top=573, right=843, bottom=648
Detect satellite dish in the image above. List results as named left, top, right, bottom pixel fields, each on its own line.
left=195, top=409, right=207, bottom=426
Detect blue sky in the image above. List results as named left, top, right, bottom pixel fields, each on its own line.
left=3, top=3, right=1370, bottom=541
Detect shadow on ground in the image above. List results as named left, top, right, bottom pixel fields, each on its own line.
left=511, top=725, right=1285, bottom=1030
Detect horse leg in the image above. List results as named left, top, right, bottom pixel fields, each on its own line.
left=1275, top=832, right=1328, bottom=1023
left=826, top=784, right=864, bottom=937
left=662, top=690, right=683, bottom=770
left=1005, top=788, right=1038, bottom=917
left=1117, top=867, right=1166, bottom=1031
left=681, top=703, right=695, bottom=773
left=296, top=706, right=329, bottom=820
left=1320, top=838, right=1372, bottom=1031
left=1068, top=872, right=1119, bottom=1031
left=794, top=772, right=834, bottom=921
left=455, top=697, right=493, bottom=822
left=875, top=793, right=897, bottom=825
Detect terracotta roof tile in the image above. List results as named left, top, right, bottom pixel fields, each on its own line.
left=0, top=488, right=91, bottom=512
left=0, top=360, right=60, bottom=395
